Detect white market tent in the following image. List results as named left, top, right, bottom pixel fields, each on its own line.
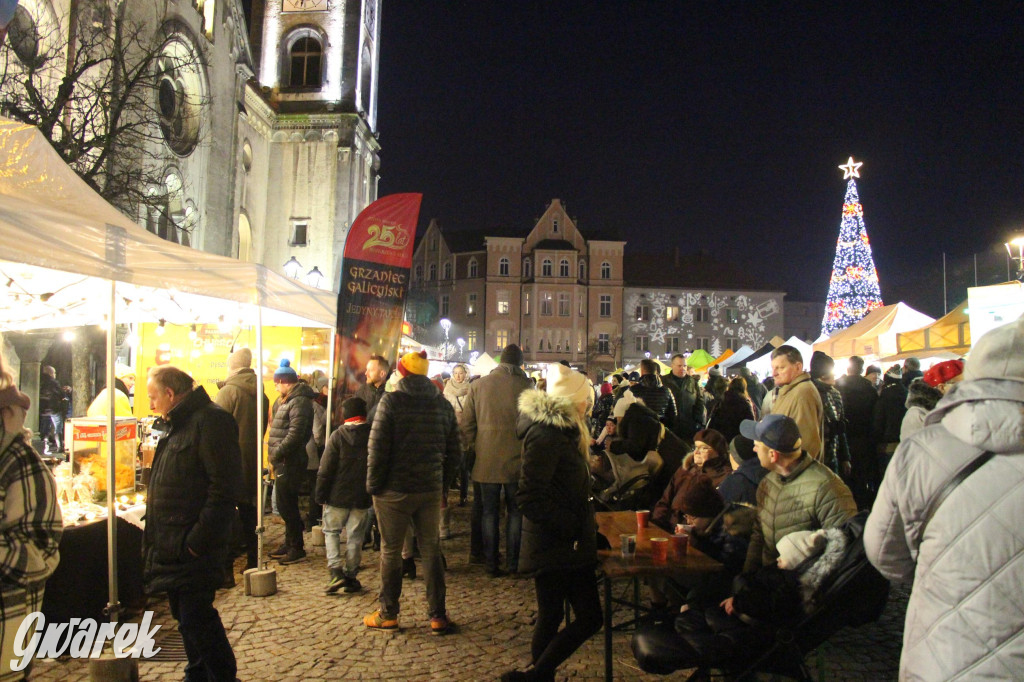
left=812, top=302, right=935, bottom=362
left=0, top=118, right=337, bottom=611
left=718, top=344, right=755, bottom=369
left=746, top=336, right=814, bottom=379
left=470, top=351, right=498, bottom=376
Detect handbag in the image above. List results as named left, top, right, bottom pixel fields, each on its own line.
left=919, top=450, right=994, bottom=537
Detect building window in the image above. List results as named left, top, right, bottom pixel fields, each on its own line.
left=542, top=259, right=552, bottom=277
left=290, top=221, right=308, bottom=246
left=497, top=291, right=509, bottom=315
left=559, top=259, right=570, bottom=277
left=600, top=295, right=612, bottom=318
left=467, top=331, right=477, bottom=350
left=553, top=218, right=559, bottom=233
left=667, top=337, right=680, bottom=353
left=467, top=293, right=477, bottom=316
left=598, top=333, right=610, bottom=355
left=635, top=336, right=649, bottom=353
left=540, top=292, right=553, bottom=316
left=636, top=304, right=649, bottom=321
left=558, top=293, right=570, bottom=316
left=726, top=337, right=742, bottom=351
left=289, top=36, right=323, bottom=88
left=695, top=307, right=710, bottom=323
left=666, top=305, right=679, bottom=322
left=440, top=295, right=449, bottom=317
left=601, top=261, right=611, bottom=279
left=428, top=263, right=436, bottom=281
left=523, top=291, right=530, bottom=315
left=414, top=265, right=422, bottom=281
left=696, top=337, right=711, bottom=351
left=523, top=258, right=532, bottom=278
left=468, top=258, right=479, bottom=278
left=443, top=262, right=452, bottom=280
left=724, top=307, right=740, bottom=324
left=578, top=260, right=586, bottom=280
left=499, top=257, right=510, bottom=276
left=496, top=329, right=509, bottom=351
left=578, top=296, right=584, bottom=317
left=430, top=236, right=437, bottom=250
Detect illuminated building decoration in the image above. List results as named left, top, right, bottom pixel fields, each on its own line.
left=821, top=160, right=884, bottom=337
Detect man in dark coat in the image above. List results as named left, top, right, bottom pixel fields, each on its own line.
left=662, top=354, right=703, bottom=444
left=717, top=434, right=767, bottom=506
left=872, top=366, right=908, bottom=483
left=364, top=351, right=461, bottom=633
left=144, top=366, right=242, bottom=682
left=37, top=365, right=64, bottom=454
left=268, top=359, right=315, bottom=564
left=355, top=355, right=390, bottom=422
left=631, top=358, right=677, bottom=429
left=836, top=355, right=879, bottom=510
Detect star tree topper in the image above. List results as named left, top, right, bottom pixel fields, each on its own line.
left=839, top=156, right=863, bottom=179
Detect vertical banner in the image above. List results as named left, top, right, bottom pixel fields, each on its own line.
left=333, top=193, right=422, bottom=417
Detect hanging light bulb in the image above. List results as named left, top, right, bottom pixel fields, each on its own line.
left=188, top=324, right=197, bottom=340
left=155, top=319, right=166, bottom=336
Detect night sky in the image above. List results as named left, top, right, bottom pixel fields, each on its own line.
left=375, top=2, right=1024, bottom=316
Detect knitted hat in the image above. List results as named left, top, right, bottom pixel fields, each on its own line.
left=884, top=365, right=902, bottom=379
left=865, top=365, right=881, bottom=376
left=809, top=351, right=835, bottom=380
left=692, top=428, right=729, bottom=459
left=729, top=434, right=758, bottom=462
left=545, top=363, right=592, bottom=405
left=964, top=316, right=1024, bottom=383
left=228, top=348, right=252, bottom=372
left=0, top=385, right=30, bottom=411
left=923, top=359, right=964, bottom=387
left=740, top=414, right=802, bottom=452
left=499, top=344, right=524, bottom=366
left=274, top=358, right=298, bottom=384
left=342, top=396, right=367, bottom=420
left=777, top=529, right=827, bottom=569
left=600, top=382, right=613, bottom=396
left=397, top=350, right=429, bottom=377
left=311, top=370, right=329, bottom=391
left=679, top=476, right=725, bottom=518
left=612, top=389, right=637, bottom=419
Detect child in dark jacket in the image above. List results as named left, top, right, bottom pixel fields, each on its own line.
left=315, top=397, right=372, bottom=594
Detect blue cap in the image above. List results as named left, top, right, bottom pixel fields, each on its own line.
left=739, top=414, right=802, bottom=452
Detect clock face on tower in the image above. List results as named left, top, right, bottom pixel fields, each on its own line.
left=282, top=0, right=327, bottom=12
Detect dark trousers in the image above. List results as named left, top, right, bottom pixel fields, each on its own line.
left=167, top=587, right=236, bottom=682
left=305, top=469, right=322, bottom=528
left=480, top=481, right=522, bottom=571
left=275, top=472, right=304, bottom=550
left=470, top=482, right=483, bottom=557
left=238, top=501, right=258, bottom=567
left=531, top=567, right=603, bottom=677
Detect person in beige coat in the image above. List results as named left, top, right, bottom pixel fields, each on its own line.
left=460, top=344, right=533, bottom=576
left=764, top=345, right=824, bottom=462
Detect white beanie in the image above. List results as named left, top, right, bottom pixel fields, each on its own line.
left=776, top=529, right=826, bottom=569
left=612, top=389, right=637, bottom=419
left=228, top=348, right=253, bottom=372
left=545, top=363, right=592, bottom=405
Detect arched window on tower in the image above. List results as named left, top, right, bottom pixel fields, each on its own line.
left=559, top=259, right=570, bottom=277
left=468, top=258, right=479, bottom=278
left=542, top=259, right=552, bottom=277
left=499, top=257, right=509, bottom=276
left=601, top=261, right=611, bottom=279
left=289, top=35, right=323, bottom=88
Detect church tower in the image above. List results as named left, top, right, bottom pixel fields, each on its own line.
left=235, top=0, right=381, bottom=290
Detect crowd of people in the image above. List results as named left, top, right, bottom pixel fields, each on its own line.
left=3, top=316, right=1023, bottom=680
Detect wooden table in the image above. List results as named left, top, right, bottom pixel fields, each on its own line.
left=596, top=511, right=723, bottom=682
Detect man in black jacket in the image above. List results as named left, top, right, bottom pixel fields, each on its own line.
left=268, top=359, right=315, bottom=564
left=836, top=355, right=879, bottom=510
left=355, top=355, right=390, bottom=421
left=364, top=351, right=461, bottom=634
left=631, top=358, right=678, bottom=429
left=144, top=366, right=242, bottom=682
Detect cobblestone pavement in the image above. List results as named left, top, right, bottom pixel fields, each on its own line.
left=31, top=501, right=907, bottom=680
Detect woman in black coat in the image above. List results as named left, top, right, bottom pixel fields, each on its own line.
left=502, top=365, right=603, bottom=682
left=707, top=377, right=755, bottom=442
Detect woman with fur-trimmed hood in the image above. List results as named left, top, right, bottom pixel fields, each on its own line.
left=502, top=364, right=603, bottom=682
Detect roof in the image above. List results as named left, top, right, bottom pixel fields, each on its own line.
left=622, top=250, right=778, bottom=291
left=532, top=239, right=577, bottom=251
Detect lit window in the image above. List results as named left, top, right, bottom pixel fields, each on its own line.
left=499, top=257, right=510, bottom=276
left=467, top=293, right=477, bottom=315
left=600, top=295, right=611, bottom=318
left=578, top=296, right=584, bottom=317
left=540, top=292, right=553, bottom=316
left=666, top=306, right=679, bottom=322
left=559, top=259, right=570, bottom=277
left=601, top=261, right=611, bottom=279
left=496, top=329, right=509, bottom=350
left=523, top=292, right=530, bottom=315
left=467, top=331, right=477, bottom=350
left=497, top=291, right=509, bottom=315
left=542, top=259, right=552, bottom=277
left=468, top=258, right=478, bottom=278
left=558, top=293, right=570, bottom=316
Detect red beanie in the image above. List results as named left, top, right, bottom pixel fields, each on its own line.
left=923, top=359, right=964, bottom=387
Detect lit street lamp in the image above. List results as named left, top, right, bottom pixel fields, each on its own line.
left=456, top=337, right=465, bottom=359
left=306, top=266, right=325, bottom=289
left=283, top=256, right=302, bottom=279
left=1006, top=235, right=1024, bottom=282
left=439, top=318, right=452, bottom=360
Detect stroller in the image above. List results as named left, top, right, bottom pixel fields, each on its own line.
left=630, top=511, right=889, bottom=680
left=591, top=448, right=662, bottom=511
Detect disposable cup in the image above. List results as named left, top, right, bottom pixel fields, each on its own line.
left=650, top=537, right=669, bottom=563
left=670, top=533, right=688, bottom=556
left=636, top=509, right=650, bottom=529
left=620, top=534, right=637, bottom=557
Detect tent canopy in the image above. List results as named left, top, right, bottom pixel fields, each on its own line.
left=0, top=118, right=336, bottom=330
left=719, top=345, right=755, bottom=368
left=880, top=299, right=970, bottom=362
left=813, top=302, right=934, bottom=361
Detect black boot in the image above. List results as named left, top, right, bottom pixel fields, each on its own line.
left=402, top=557, right=416, bottom=580
left=372, top=524, right=381, bottom=552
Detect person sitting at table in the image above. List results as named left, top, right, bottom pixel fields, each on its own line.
left=651, top=429, right=731, bottom=531
left=502, top=363, right=603, bottom=682
left=609, top=402, right=687, bottom=500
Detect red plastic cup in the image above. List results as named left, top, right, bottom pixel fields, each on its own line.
left=636, top=509, right=650, bottom=529
left=674, top=523, right=687, bottom=535
left=650, top=537, right=669, bottom=563
left=671, top=533, right=688, bottom=556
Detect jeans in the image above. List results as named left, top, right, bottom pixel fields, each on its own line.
left=480, top=481, right=522, bottom=571
left=275, top=471, right=304, bottom=550
left=39, top=413, right=63, bottom=451
left=373, top=490, right=446, bottom=619
left=167, top=587, right=236, bottom=682
left=531, top=567, right=602, bottom=677
left=322, top=505, right=369, bottom=576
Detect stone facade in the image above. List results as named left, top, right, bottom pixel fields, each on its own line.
left=408, top=200, right=626, bottom=369
left=784, top=300, right=826, bottom=343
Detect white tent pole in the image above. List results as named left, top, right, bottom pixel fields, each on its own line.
left=105, top=279, right=120, bottom=621
left=324, top=327, right=336, bottom=440
left=255, top=306, right=265, bottom=566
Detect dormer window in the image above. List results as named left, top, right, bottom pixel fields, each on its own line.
left=553, top=218, right=560, bottom=233
left=468, top=258, right=478, bottom=278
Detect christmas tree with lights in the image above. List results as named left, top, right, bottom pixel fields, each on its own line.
left=820, top=157, right=884, bottom=337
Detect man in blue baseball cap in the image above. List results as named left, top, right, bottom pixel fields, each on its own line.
left=735, top=414, right=856, bottom=577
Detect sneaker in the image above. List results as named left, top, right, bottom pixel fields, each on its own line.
left=363, top=610, right=398, bottom=630
left=343, top=577, right=362, bottom=593
left=325, top=570, right=346, bottom=594
left=429, top=614, right=452, bottom=635
left=278, top=548, right=306, bottom=565
left=268, top=544, right=289, bottom=559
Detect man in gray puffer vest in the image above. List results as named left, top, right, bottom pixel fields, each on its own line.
left=866, top=316, right=1024, bottom=681
left=268, top=359, right=315, bottom=565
